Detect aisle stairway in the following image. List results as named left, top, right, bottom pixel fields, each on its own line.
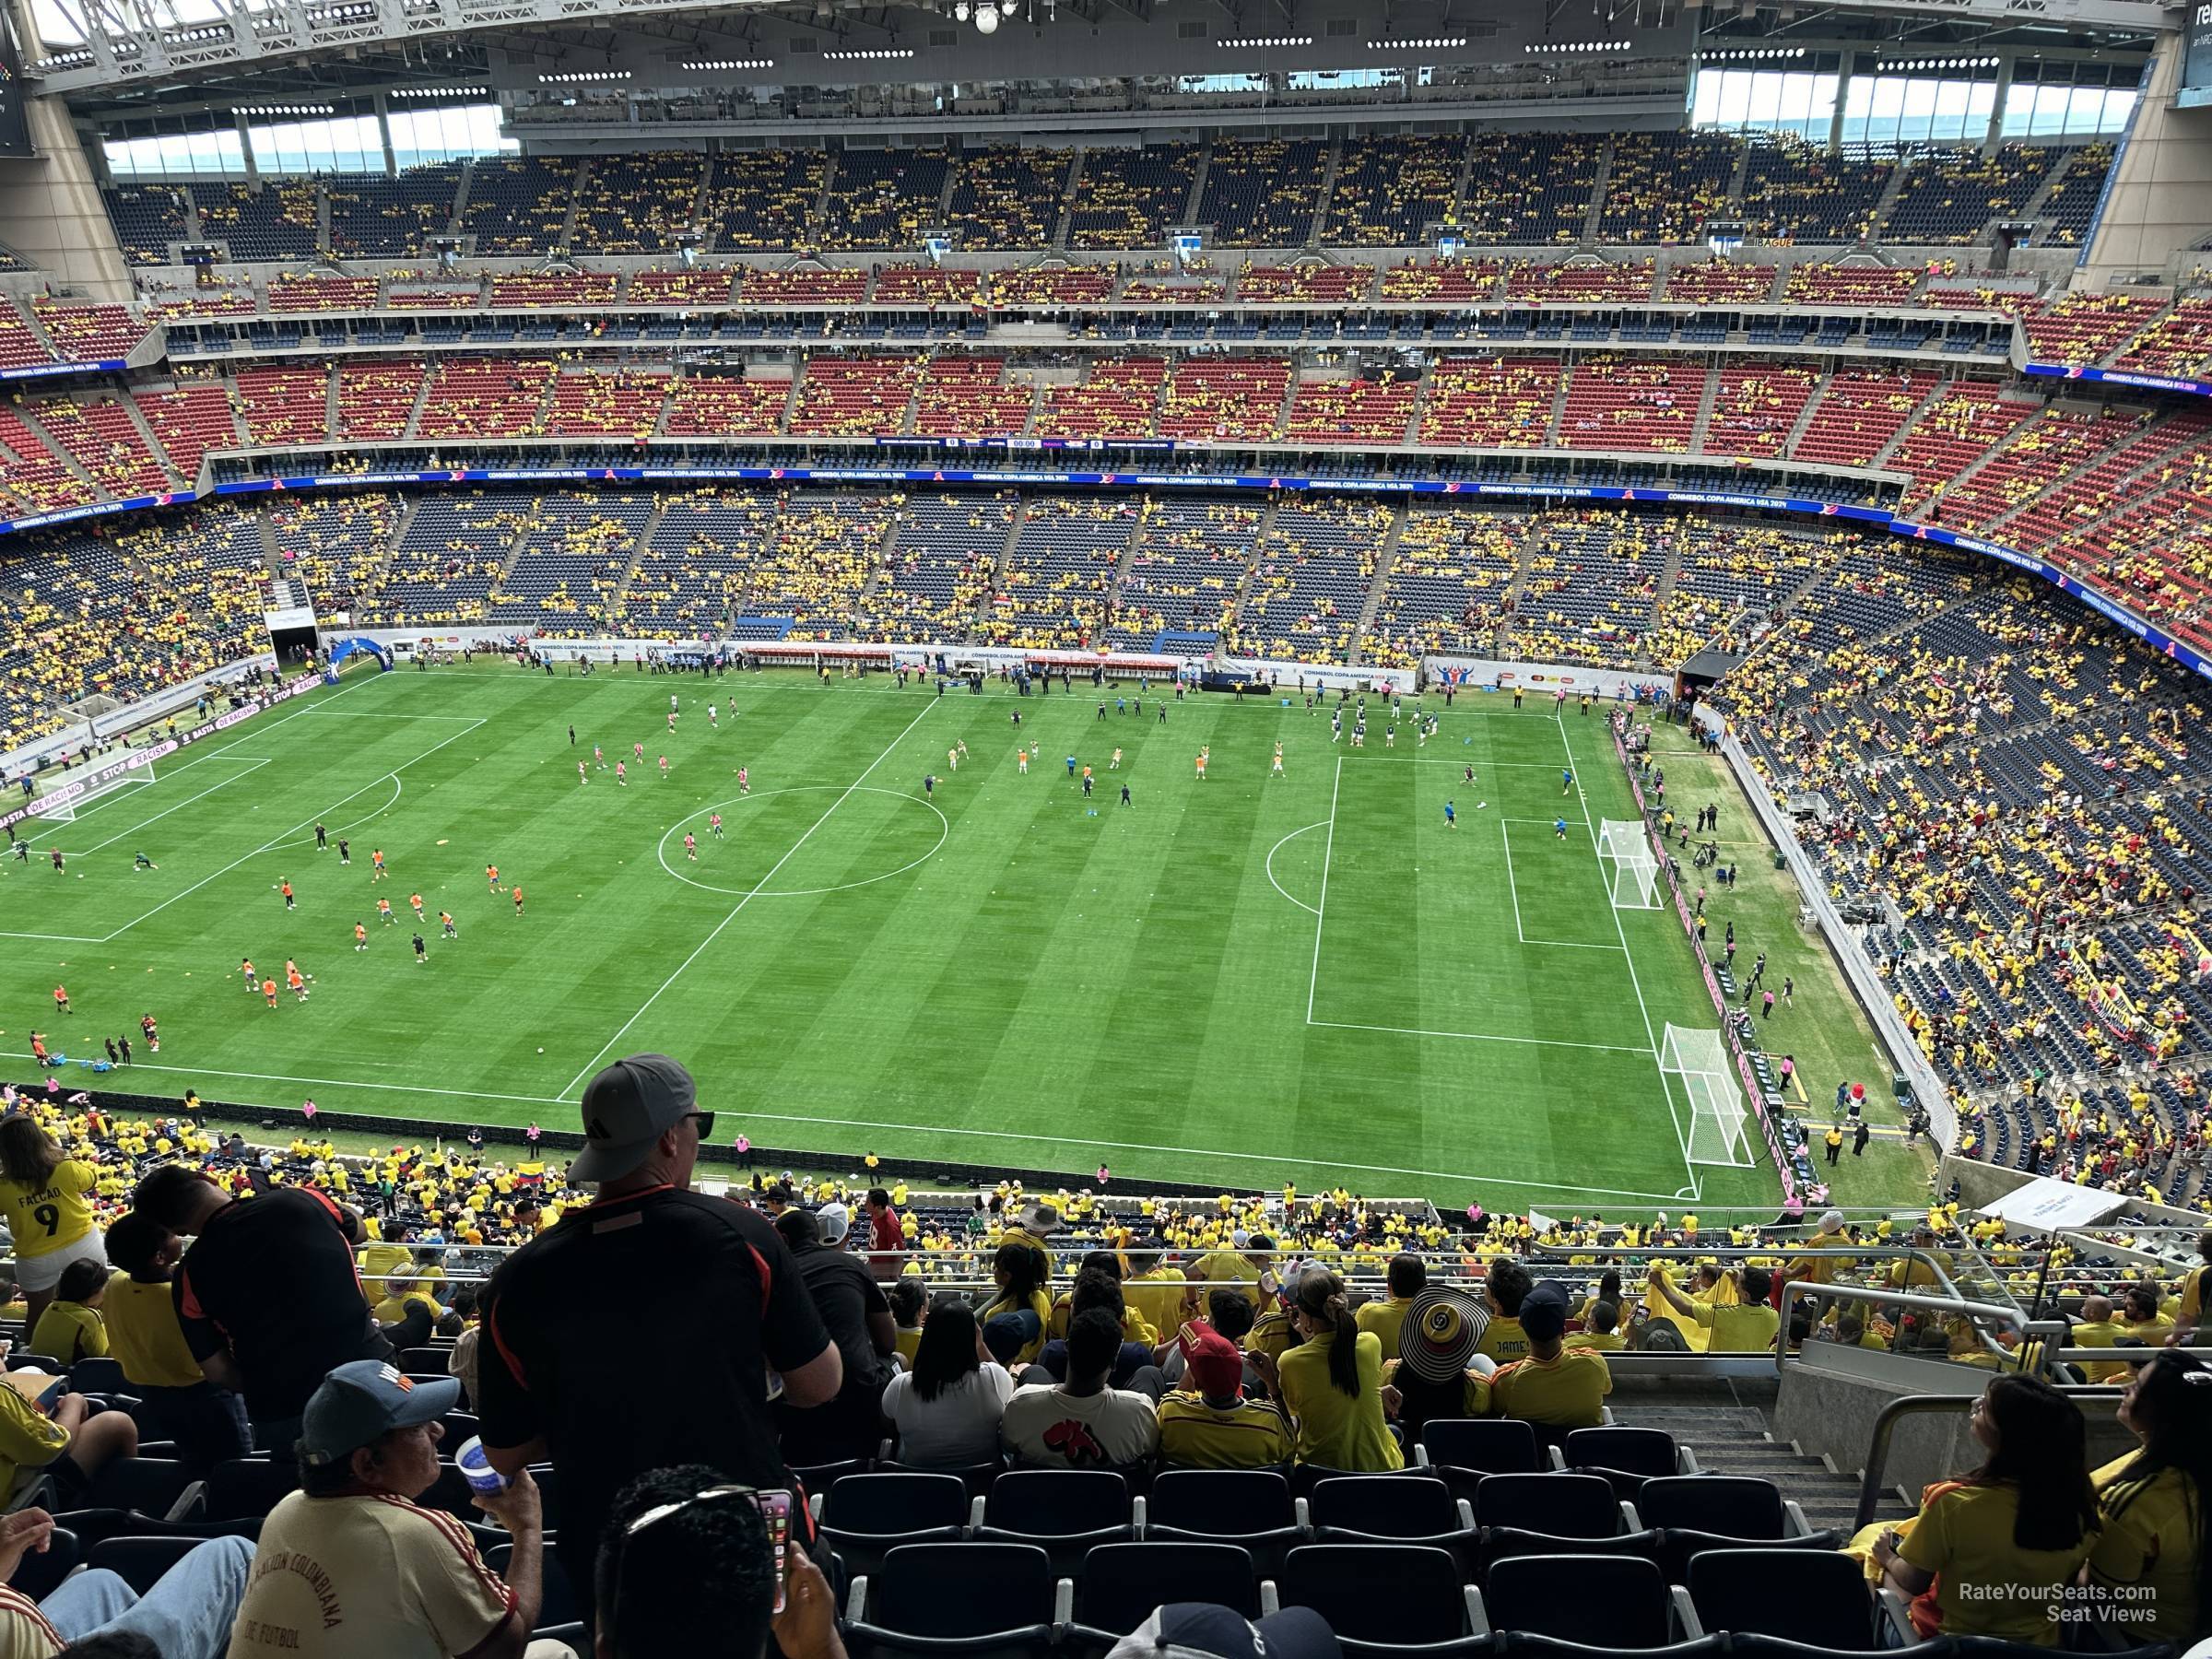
left=1608, top=1390, right=1914, bottom=1535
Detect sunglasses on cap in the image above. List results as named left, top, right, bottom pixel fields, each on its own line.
left=687, top=1111, right=716, bottom=1141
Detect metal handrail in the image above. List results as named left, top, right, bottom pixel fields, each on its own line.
left=1853, top=1384, right=2126, bottom=1532
left=1776, top=1279, right=2034, bottom=1382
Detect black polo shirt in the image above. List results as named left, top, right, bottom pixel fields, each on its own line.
left=173, top=1186, right=389, bottom=1424
left=475, top=1186, right=831, bottom=1586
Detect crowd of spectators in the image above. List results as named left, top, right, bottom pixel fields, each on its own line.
left=0, top=1057, right=2208, bottom=1647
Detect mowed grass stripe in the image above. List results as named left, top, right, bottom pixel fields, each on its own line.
left=2, top=669, right=1777, bottom=1205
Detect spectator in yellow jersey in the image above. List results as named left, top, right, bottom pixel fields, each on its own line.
left=1489, top=1281, right=1612, bottom=1430
left=1354, top=1253, right=1425, bottom=1357
left=1157, top=1322, right=1291, bottom=1469
left=0, top=1117, right=106, bottom=1335
left=1477, top=1257, right=1532, bottom=1365
left=2171, top=1230, right=2212, bottom=1346
left=27, top=1259, right=108, bottom=1369
left=887, top=1277, right=925, bottom=1368
left=0, top=1361, right=137, bottom=1505
left=1565, top=1301, right=1626, bottom=1353
left=1871, top=1374, right=2100, bottom=1644
left=2088, top=1351, right=2211, bottom=1646
left=1647, top=1264, right=1782, bottom=1352
left=101, top=1211, right=250, bottom=1471
left=977, top=1241, right=1053, bottom=1367
left=1259, top=1266, right=1401, bottom=1470
left=2069, top=1296, right=2134, bottom=1383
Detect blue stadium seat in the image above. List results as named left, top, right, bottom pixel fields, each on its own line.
left=843, top=1541, right=1060, bottom=1659
left=86, top=1535, right=200, bottom=1595
left=1684, top=1546, right=1875, bottom=1646
left=974, top=1469, right=1135, bottom=1574
left=816, top=1472, right=970, bottom=1580
left=1144, top=1468, right=1303, bottom=1574
left=1309, top=1474, right=1479, bottom=1570
left=1275, top=1542, right=1488, bottom=1656
left=1483, top=1553, right=1684, bottom=1648
left=1065, top=1541, right=1259, bottom=1655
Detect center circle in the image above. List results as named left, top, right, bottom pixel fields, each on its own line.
left=656, top=786, right=948, bottom=899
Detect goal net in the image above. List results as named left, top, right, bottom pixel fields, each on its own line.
left=1596, top=818, right=1661, bottom=910
left=1662, top=1023, right=1755, bottom=1167
left=22, top=750, right=159, bottom=826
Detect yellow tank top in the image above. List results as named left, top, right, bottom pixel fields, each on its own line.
left=0, top=1160, right=97, bottom=1257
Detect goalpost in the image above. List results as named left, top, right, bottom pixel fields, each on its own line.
left=1596, top=818, right=1662, bottom=910
left=1662, top=1024, right=1755, bottom=1167
left=18, top=749, right=159, bottom=826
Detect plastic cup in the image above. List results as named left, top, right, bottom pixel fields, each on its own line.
left=454, top=1437, right=509, bottom=1498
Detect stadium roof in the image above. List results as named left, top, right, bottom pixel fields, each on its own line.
left=36, top=0, right=2165, bottom=118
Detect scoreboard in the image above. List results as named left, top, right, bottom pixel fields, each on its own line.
left=2186, top=2, right=2212, bottom=109
left=0, top=20, right=29, bottom=159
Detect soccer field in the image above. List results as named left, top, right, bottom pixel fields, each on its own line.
left=0, top=664, right=1833, bottom=1209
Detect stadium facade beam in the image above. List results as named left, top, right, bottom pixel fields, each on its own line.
left=26, top=0, right=2165, bottom=96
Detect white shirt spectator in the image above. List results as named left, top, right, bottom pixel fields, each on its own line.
left=1001, top=1383, right=1159, bottom=1469
left=882, top=1362, right=1014, bottom=1468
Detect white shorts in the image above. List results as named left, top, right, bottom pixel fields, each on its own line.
left=16, top=1230, right=107, bottom=1293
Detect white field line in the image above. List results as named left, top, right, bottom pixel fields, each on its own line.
left=557, top=697, right=939, bottom=1100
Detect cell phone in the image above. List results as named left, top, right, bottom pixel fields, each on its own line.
left=32, top=1379, right=66, bottom=1414
left=754, top=1489, right=792, bottom=1615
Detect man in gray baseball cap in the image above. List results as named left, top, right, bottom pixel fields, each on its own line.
left=476, top=1053, right=840, bottom=1623
left=570, top=1052, right=707, bottom=1183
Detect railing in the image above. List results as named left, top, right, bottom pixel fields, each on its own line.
left=1853, top=1383, right=2125, bottom=1531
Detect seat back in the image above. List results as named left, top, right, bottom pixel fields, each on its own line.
left=1688, top=1546, right=1876, bottom=1647
left=1484, top=1552, right=1672, bottom=1647
left=1637, top=1477, right=1783, bottom=1538
left=789, top=1456, right=869, bottom=1495
left=82, top=1457, right=195, bottom=1519
left=820, top=1471, right=970, bottom=1536
left=1310, top=1474, right=1459, bottom=1538
left=1277, top=1543, right=1469, bottom=1646
left=206, top=1457, right=300, bottom=1521
left=6, top=1525, right=76, bottom=1601
left=1073, top=1542, right=1258, bottom=1631
left=1474, top=1472, right=1621, bottom=1537
left=984, top=1469, right=1130, bottom=1537
left=68, top=1358, right=126, bottom=1395
left=878, top=1457, right=1001, bottom=1498
left=1566, top=1427, right=1677, bottom=1479
left=868, top=1542, right=1056, bottom=1637
left=86, top=1535, right=199, bottom=1596
left=1147, top=1468, right=1294, bottom=1535
left=1421, top=1418, right=1540, bottom=1476
left=395, top=1347, right=452, bottom=1374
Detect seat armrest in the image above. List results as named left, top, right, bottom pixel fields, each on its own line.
left=807, top=1491, right=822, bottom=1524
left=1620, top=1500, right=1643, bottom=1534
left=1414, top=1444, right=1432, bottom=1469
left=1260, top=1581, right=1279, bottom=1618
left=1456, top=1498, right=1475, bottom=1533
left=1601, top=1406, right=1616, bottom=1425
left=1877, top=1584, right=1919, bottom=1646
left=1677, top=1446, right=1701, bottom=1475
left=845, top=1573, right=869, bottom=1627
left=1131, top=1496, right=1146, bottom=1533
left=165, top=1482, right=206, bottom=1524
left=968, top=1495, right=985, bottom=1533
left=1293, top=1497, right=1310, bottom=1534
left=1670, top=1584, right=1704, bottom=1641
left=1547, top=1445, right=1568, bottom=1472
left=1465, top=1585, right=1489, bottom=1638
left=1054, top=1579, right=1073, bottom=1629
left=1783, top=1499, right=1813, bottom=1538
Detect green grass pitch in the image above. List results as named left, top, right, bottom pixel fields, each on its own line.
left=0, top=664, right=1908, bottom=1211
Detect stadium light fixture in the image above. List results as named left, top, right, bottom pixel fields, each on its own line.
left=1218, top=33, right=1313, bottom=46
left=1369, top=36, right=1467, bottom=48
left=954, top=3, right=969, bottom=20
left=680, top=57, right=774, bottom=68
left=538, top=68, right=632, bottom=81
left=974, top=7, right=999, bottom=33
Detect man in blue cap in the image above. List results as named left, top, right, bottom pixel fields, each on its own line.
left=227, top=1359, right=566, bottom=1659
